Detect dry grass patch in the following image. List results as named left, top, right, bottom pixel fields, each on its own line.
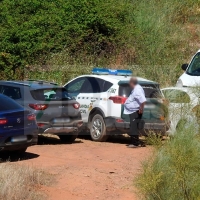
left=0, top=163, right=52, bottom=200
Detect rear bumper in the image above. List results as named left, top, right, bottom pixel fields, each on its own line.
left=38, top=120, right=83, bottom=134
left=104, top=117, right=169, bottom=135
left=0, top=128, right=38, bottom=151
left=44, top=127, right=79, bottom=134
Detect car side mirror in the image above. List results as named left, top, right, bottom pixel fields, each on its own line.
left=181, top=63, right=188, bottom=71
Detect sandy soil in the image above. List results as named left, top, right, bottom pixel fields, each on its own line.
left=2, top=135, right=151, bottom=200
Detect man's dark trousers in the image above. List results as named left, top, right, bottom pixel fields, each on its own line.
left=129, top=111, right=142, bottom=146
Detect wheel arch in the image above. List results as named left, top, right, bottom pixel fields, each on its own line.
left=87, top=107, right=105, bottom=129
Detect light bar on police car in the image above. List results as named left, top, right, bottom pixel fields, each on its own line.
left=92, top=68, right=132, bottom=76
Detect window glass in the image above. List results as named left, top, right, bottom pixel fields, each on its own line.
left=187, top=52, right=200, bottom=76
left=66, top=77, right=113, bottom=94
left=80, top=78, right=97, bottom=93
left=162, top=89, right=190, bottom=103
left=142, top=84, right=161, bottom=98
left=65, top=78, right=86, bottom=93
left=0, top=95, right=22, bottom=111
left=81, top=77, right=110, bottom=93
left=119, top=83, right=161, bottom=98
left=31, top=88, right=73, bottom=101
left=0, top=85, right=21, bottom=100
left=103, top=81, right=113, bottom=92
left=118, top=84, right=131, bottom=97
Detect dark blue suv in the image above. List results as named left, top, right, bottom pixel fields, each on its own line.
left=0, top=94, right=38, bottom=153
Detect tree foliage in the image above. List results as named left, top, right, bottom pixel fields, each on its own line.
left=0, top=0, right=133, bottom=78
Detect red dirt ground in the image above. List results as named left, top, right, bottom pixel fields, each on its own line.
left=8, top=135, right=152, bottom=200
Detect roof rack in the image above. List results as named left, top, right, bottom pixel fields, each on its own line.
left=5, top=81, right=30, bottom=87
left=26, top=79, right=58, bottom=85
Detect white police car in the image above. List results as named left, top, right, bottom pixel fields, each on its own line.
left=176, top=49, right=200, bottom=87
left=64, top=68, right=169, bottom=142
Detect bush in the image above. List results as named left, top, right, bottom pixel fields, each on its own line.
left=1, top=0, right=200, bottom=85
left=0, top=0, right=134, bottom=79
left=136, top=123, right=200, bottom=200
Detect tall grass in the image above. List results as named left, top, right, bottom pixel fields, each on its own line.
left=136, top=121, right=200, bottom=200
left=0, top=163, right=52, bottom=200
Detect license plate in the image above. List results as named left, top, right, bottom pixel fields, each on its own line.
left=53, top=118, right=70, bottom=123
left=11, top=135, right=27, bottom=143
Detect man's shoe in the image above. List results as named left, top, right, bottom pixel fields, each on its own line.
left=127, top=144, right=139, bottom=148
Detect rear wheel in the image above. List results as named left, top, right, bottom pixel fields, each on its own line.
left=90, top=114, right=108, bottom=142
left=58, top=132, right=78, bottom=144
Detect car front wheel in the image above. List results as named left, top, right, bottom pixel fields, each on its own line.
left=90, top=114, right=108, bottom=142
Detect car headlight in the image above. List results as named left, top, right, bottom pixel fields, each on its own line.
left=176, top=79, right=183, bottom=87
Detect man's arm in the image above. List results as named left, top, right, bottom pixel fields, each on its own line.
left=135, top=88, right=146, bottom=114
left=139, top=102, right=145, bottom=114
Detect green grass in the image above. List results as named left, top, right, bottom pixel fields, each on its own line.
left=136, top=122, right=200, bottom=200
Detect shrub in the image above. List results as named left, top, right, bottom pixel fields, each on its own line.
left=1, top=0, right=200, bottom=85
left=0, top=0, right=134, bottom=78
left=136, top=122, right=200, bottom=200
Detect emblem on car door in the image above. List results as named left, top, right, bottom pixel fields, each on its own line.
left=17, top=118, right=21, bottom=123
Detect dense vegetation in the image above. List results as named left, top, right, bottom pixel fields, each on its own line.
left=0, top=0, right=200, bottom=85
left=136, top=123, right=200, bottom=200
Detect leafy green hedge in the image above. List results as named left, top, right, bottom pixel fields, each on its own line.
left=0, top=0, right=200, bottom=83
left=0, top=0, right=134, bottom=79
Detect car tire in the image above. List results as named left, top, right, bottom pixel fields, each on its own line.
left=58, top=132, right=78, bottom=144
left=90, top=114, right=108, bottom=142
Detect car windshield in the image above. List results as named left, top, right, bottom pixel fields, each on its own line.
left=186, top=52, right=200, bottom=76
left=31, top=88, right=73, bottom=101
left=119, top=83, right=162, bottom=98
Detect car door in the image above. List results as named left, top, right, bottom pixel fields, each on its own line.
left=78, top=77, right=108, bottom=122
left=65, top=77, right=105, bottom=122
left=64, top=77, right=90, bottom=122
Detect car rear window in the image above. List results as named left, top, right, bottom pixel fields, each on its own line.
left=0, top=95, right=22, bottom=111
left=31, top=88, right=73, bottom=101
left=119, top=83, right=162, bottom=98
left=162, top=89, right=190, bottom=103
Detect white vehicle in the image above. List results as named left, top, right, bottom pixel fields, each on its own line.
left=176, top=49, right=200, bottom=87
left=64, top=68, right=169, bottom=142
left=161, top=87, right=199, bottom=133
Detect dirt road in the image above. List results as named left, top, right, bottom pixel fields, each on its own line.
left=4, top=135, right=151, bottom=200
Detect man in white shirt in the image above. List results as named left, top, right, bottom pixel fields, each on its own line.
left=124, top=77, right=146, bottom=148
